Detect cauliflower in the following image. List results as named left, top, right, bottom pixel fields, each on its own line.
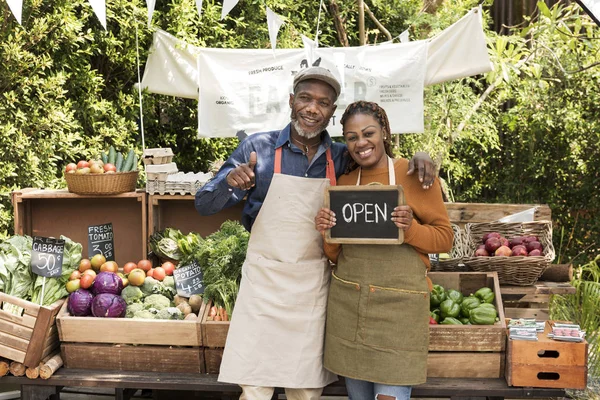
left=160, top=276, right=176, bottom=299
left=155, top=307, right=184, bottom=320
left=163, top=276, right=175, bottom=288
left=141, top=277, right=161, bottom=296
left=143, top=294, right=171, bottom=311
left=125, top=303, right=144, bottom=318
left=132, top=310, right=155, bottom=319
left=121, top=286, right=144, bottom=305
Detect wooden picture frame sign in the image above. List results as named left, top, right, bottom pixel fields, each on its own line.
left=324, top=185, right=405, bottom=244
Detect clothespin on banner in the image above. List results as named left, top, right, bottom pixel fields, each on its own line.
left=6, top=0, right=23, bottom=25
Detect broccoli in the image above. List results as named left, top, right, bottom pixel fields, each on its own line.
left=160, top=276, right=176, bottom=300
left=163, top=276, right=174, bottom=289
left=121, top=286, right=144, bottom=305
left=132, top=310, right=155, bottom=319
left=143, top=294, right=171, bottom=310
left=125, top=303, right=144, bottom=318
left=141, top=277, right=161, bottom=296
left=155, top=307, right=184, bottom=320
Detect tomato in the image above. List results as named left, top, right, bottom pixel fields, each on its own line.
left=103, top=163, right=117, bottom=172
left=77, top=160, right=90, bottom=169
left=80, top=274, right=95, bottom=289
left=82, top=269, right=96, bottom=278
left=65, top=163, right=77, bottom=174
left=128, top=269, right=146, bottom=286
left=90, top=254, right=106, bottom=271
left=161, top=262, right=175, bottom=276
left=137, top=259, right=152, bottom=272
left=78, top=258, right=92, bottom=273
left=69, top=271, right=81, bottom=281
left=123, top=262, right=137, bottom=274
left=100, top=261, right=119, bottom=273
left=146, top=268, right=154, bottom=278
left=66, top=279, right=81, bottom=293
left=153, top=267, right=166, bottom=281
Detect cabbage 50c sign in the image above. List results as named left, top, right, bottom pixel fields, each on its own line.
left=31, top=236, right=65, bottom=278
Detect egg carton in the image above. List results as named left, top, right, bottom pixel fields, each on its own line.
left=143, top=148, right=174, bottom=165
left=145, top=162, right=178, bottom=180
left=146, top=180, right=206, bottom=195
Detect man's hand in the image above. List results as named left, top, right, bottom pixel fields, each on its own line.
left=407, top=151, right=436, bottom=189
left=226, top=151, right=257, bottom=190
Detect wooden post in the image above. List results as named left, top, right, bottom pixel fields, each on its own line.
left=358, top=0, right=365, bottom=45
left=539, top=264, right=573, bottom=282
left=40, top=352, right=63, bottom=380
left=0, top=358, right=9, bottom=376
left=9, top=361, right=26, bottom=376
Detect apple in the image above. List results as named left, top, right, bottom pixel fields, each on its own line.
left=65, top=163, right=78, bottom=174
left=522, top=235, right=539, bottom=244
left=103, top=163, right=117, bottom=173
left=482, top=232, right=502, bottom=244
left=90, top=163, right=104, bottom=174
left=77, top=160, right=90, bottom=169
left=75, top=167, right=91, bottom=174
left=526, top=241, right=543, bottom=253
left=485, top=237, right=502, bottom=254
left=511, top=245, right=528, bottom=256
left=477, top=244, right=486, bottom=250
left=528, top=249, right=542, bottom=257
left=509, top=237, right=524, bottom=248
left=474, top=248, right=489, bottom=257
left=500, top=237, right=510, bottom=247
left=495, top=245, right=512, bottom=257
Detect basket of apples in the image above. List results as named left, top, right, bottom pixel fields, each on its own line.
left=65, top=149, right=139, bottom=195
left=462, top=221, right=555, bottom=286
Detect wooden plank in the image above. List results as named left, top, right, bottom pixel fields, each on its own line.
left=0, top=310, right=37, bottom=328
left=500, top=281, right=575, bottom=296
left=517, top=294, right=550, bottom=303
left=204, top=348, right=224, bottom=374
left=22, top=302, right=56, bottom=368
left=444, top=203, right=551, bottom=227
left=13, top=188, right=144, bottom=199
left=0, top=344, right=25, bottom=363
left=507, top=364, right=587, bottom=390
left=0, top=331, right=30, bottom=352
left=0, top=318, right=33, bottom=340
left=427, top=352, right=504, bottom=378
left=61, top=343, right=205, bottom=374
left=201, top=301, right=230, bottom=348
left=504, top=308, right=549, bottom=320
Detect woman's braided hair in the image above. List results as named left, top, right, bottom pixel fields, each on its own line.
left=340, top=101, right=395, bottom=174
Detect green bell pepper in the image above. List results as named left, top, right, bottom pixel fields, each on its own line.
left=440, top=299, right=460, bottom=319
left=459, top=317, right=471, bottom=325
left=430, top=310, right=440, bottom=323
left=430, top=284, right=446, bottom=307
left=446, top=289, right=464, bottom=304
left=474, top=287, right=495, bottom=304
left=440, top=317, right=463, bottom=325
left=469, top=304, right=498, bottom=325
left=460, top=295, right=481, bottom=317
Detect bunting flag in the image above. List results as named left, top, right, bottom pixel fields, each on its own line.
left=196, top=0, right=204, bottom=18
left=221, top=0, right=239, bottom=20
left=266, top=7, right=285, bottom=51
left=399, top=30, right=410, bottom=43
left=146, top=0, right=156, bottom=28
left=6, top=0, right=23, bottom=25
left=88, top=0, right=107, bottom=29
left=301, top=34, right=316, bottom=65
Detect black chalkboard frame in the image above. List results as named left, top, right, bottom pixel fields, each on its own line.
left=324, top=184, right=405, bottom=244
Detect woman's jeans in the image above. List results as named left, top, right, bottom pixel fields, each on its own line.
left=345, top=377, right=412, bottom=400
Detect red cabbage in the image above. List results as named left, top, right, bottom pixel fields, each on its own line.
left=91, top=293, right=127, bottom=318
left=92, top=272, right=123, bottom=296
left=67, top=289, right=94, bottom=316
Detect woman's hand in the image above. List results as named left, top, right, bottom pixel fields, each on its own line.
left=315, top=208, right=336, bottom=233
left=392, top=205, right=413, bottom=231
left=407, top=151, right=436, bottom=189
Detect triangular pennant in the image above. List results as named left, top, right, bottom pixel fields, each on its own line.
left=399, top=29, right=410, bottom=43
left=196, top=0, right=204, bottom=18
left=88, top=0, right=107, bottom=30
left=301, top=34, right=316, bottom=65
left=146, top=0, right=156, bottom=28
left=6, top=0, right=23, bottom=25
left=333, top=52, right=346, bottom=95
left=266, top=7, right=285, bottom=51
left=221, top=0, right=240, bottom=20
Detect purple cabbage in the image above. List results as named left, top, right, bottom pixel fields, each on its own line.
left=67, top=289, right=94, bottom=316
left=91, top=293, right=127, bottom=318
left=92, top=272, right=124, bottom=296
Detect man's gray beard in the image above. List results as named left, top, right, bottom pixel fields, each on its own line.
left=292, top=118, right=329, bottom=139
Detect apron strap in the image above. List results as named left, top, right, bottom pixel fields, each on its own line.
left=356, top=156, right=395, bottom=185
left=274, top=146, right=337, bottom=186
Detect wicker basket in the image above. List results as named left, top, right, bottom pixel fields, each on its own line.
left=65, top=171, right=138, bottom=195
left=430, top=224, right=466, bottom=272
left=462, top=221, right=555, bottom=286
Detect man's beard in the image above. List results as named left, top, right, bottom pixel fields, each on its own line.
left=291, top=114, right=330, bottom=139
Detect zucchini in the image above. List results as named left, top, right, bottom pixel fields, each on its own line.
left=101, top=152, right=108, bottom=164
left=122, top=149, right=135, bottom=172
left=115, top=152, right=124, bottom=172
left=108, top=146, right=117, bottom=165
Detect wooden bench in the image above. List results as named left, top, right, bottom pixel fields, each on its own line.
left=0, top=369, right=567, bottom=400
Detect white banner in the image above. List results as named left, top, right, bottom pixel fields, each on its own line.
left=7, top=0, right=22, bottom=24
left=198, top=42, right=427, bottom=137
left=88, top=0, right=107, bottom=30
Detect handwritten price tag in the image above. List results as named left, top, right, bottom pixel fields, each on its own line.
left=173, top=260, right=205, bottom=297
left=31, top=237, right=65, bottom=278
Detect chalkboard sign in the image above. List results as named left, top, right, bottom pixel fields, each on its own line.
left=88, top=223, right=115, bottom=261
left=173, top=260, right=205, bottom=297
left=325, top=185, right=405, bottom=244
left=31, top=236, right=65, bottom=278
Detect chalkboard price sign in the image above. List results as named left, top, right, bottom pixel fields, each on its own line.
left=325, top=185, right=405, bottom=244
left=173, top=260, right=205, bottom=297
left=88, top=223, right=115, bottom=261
left=31, top=236, right=65, bottom=278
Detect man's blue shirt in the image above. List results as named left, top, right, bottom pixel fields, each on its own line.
left=195, top=124, right=348, bottom=231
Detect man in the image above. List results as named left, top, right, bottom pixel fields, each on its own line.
left=195, top=67, right=435, bottom=400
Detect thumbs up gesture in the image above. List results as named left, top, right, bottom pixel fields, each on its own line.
left=226, top=151, right=257, bottom=190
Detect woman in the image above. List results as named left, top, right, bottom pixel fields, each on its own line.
left=315, top=101, right=453, bottom=400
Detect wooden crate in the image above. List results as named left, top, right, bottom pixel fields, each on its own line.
left=57, top=301, right=205, bottom=346
left=506, top=322, right=588, bottom=389
left=444, top=203, right=551, bottom=228
left=12, top=189, right=147, bottom=267
left=0, top=293, right=64, bottom=368
left=500, top=279, right=575, bottom=320
left=61, top=343, right=205, bottom=373
left=200, top=301, right=229, bottom=348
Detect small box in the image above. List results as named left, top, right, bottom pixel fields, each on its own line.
left=506, top=321, right=588, bottom=389
left=145, top=162, right=178, bottom=180
left=143, top=148, right=174, bottom=165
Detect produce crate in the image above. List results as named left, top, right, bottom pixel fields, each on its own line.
left=428, top=272, right=507, bottom=378
left=12, top=189, right=147, bottom=267
left=0, top=293, right=64, bottom=368
left=506, top=321, right=587, bottom=389
left=57, top=301, right=206, bottom=373
left=462, top=221, right=555, bottom=286
left=200, top=300, right=230, bottom=348
left=429, top=224, right=466, bottom=272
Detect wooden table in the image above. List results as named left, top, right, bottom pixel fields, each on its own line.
left=0, top=369, right=567, bottom=400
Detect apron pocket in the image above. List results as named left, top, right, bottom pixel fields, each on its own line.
left=363, top=285, right=429, bottom=351
left=327, top=272, right=361, bottom=342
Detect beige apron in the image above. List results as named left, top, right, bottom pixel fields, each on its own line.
left=323, top=158, right=430, bottom=386
left=218, top=147, right=338, bottom=389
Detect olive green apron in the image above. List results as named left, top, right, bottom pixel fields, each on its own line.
left=323, top=157, right=430, bottom=386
